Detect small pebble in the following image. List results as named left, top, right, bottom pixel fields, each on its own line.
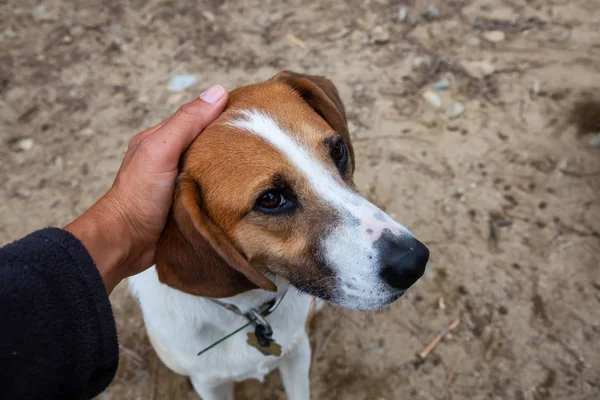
left=14, top=138, right=34, bottom=152
left=456, top=187, right=465, bottom=195
left=53, top=156, right=64, bottom=169
left=423, top=90, right=442, bottom=108
left=588, top=133, right=600, bottom=148
left=558, top=31, right=570, bottom=42
left=167, top=74, right=198, bottom=92
left=483, top=30, right=505, bottom=43
left=15, top=187, right=31, bottom=198
left=447, top=101, right=464, bottom=119
left=424, top=267, right=435, bottom=280
left=79, top=128, right=95, bottom=137
left=108, top=24, right=121, bottom=32
left=426, top=4, right=440, bottom=19
left=202, top=10, right=215, bottom=22
left=467, top=36, right=480, bottom=46
left=70, top=25, right=84, bottom=37
left=412, top=56, right=430, bottom=69
left=374, top=346, right=386, bottom=356
left=443, top=204, right=452, bottom=214
left=347, top=120, right=359, bottom=137
left=328, top=28, right=350, bottom=41
left=462, top=60, right=495, bottom=79
left=432, top=79, right=450, bottom=91
left=531, top=80, right=541, bottom=96
left=4, top=28, right=17, bottom=39
left=398, top=7, right=408, bottom=21
left=557, top=157, right=569, bottom=170
left=370, top=25, right=390, bottom=44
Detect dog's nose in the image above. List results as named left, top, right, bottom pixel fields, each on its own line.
left=379, top=239, right=429, bottom=290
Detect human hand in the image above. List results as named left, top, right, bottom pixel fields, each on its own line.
left=65, top=85, right=228, bottom=293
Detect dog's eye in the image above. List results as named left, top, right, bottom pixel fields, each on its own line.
left=256, top=190, right=290, bottom=213
left=258, top=191, right=284, bottom=208
left=331, top=139, right=348, bottom=168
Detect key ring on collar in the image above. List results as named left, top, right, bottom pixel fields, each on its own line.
left=208, top=289, right=288, bottom=327
left=245, top=308, right=273, bottom=337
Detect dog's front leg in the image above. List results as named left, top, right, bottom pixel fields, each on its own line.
left=279, top=333, right=311, bottom=400
left=190, top=377, right=234, bottom=400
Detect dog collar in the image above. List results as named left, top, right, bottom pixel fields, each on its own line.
left=197, top=290, right=288, bottom=357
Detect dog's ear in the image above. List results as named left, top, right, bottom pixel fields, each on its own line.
left=154, top=174, right=277, bottom=297
left=271, top=71, right=354, bottom=169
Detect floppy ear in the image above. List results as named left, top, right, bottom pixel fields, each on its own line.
left=154, top=174, right=277, bottom=298
left=271, top=70, right=355, bottom=169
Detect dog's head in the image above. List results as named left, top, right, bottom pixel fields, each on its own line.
left=155, top=71, right=429, bottom=311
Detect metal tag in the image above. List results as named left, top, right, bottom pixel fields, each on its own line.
left=247, top=333, right=282, bottom=357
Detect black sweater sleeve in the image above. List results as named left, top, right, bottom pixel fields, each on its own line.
left=0, top=228, right=119, bottom=400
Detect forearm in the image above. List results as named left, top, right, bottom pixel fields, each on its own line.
left=64, top=194, right=132, bottom=293
left=0, top=228, right=119, bottom=399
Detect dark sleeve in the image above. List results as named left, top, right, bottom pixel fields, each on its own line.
left=0, top=227, right=119, bottom=400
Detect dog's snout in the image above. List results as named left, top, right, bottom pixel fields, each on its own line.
left=379, top=239, right=429, bottom=290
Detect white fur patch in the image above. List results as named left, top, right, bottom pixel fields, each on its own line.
left=230, top=110, right=353, bottom=208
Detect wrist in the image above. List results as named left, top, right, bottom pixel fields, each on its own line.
left=64, top=194, right=132, bottom=293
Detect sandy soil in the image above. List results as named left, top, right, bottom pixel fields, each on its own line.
left=1, top=0, right=599, bottom=399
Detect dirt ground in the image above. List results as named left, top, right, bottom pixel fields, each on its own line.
left=1, top=0, right=600, bottom=399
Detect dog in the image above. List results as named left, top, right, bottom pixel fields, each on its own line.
left=129, top=71, right=429, bottom=400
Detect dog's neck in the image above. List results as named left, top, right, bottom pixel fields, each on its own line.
left=212, top=275, right=290, bottom=314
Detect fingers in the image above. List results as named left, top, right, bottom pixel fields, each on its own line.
left=141, top=85, right=228, bottom=168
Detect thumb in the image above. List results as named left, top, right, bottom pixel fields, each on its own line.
left=144, top=85, right=228, bottom=167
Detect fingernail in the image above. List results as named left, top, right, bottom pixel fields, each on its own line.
left=199, top=85, right=225, bottom=104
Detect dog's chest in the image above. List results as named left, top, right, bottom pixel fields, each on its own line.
left=129, top=268, right=312, bottom=384
left=188, top=300, right=309, bottom=383
left=195, top=321, right=306, bottom=384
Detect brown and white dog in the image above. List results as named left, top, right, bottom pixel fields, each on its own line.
left=129, top=71, right=429, bottom=400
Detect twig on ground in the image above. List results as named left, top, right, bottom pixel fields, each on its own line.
left=286, top=33, right=308, bottom=49
left=171, top=40, right=193, bottom=59
left=547, top=334, right=586, bottom=371
left=150, top=359, right=158, bottom=400
left=473, top=17, right=545, bottom=32
left=443, top=356, right=461, bottom=397
left=310, top=314, right=341, bottom=375
left=439, top=297, right=446, bottom=310
left=119, top=344, right=146, bottom=367
left=315, top=324, right=338, bottom=361
left=418, top=319, right=460, bottom=360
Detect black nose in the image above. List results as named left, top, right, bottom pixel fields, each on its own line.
left=379, top=239, right=429, bottom=290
